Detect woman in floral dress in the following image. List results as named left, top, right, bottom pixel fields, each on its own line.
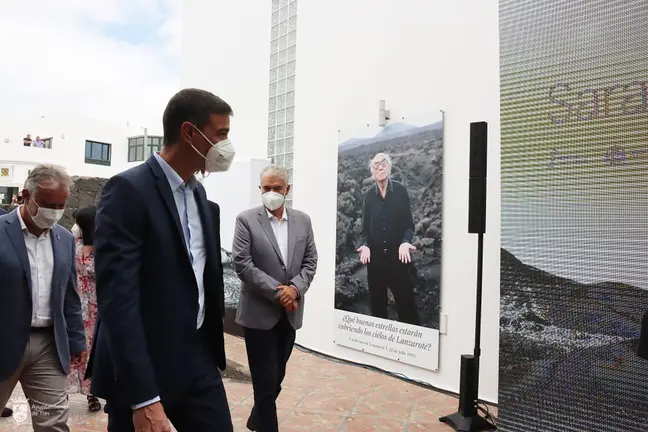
left=67, top=206, right=102, bottom=412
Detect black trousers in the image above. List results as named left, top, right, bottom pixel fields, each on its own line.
left=106, top=333, right=232, bottom=432
left=243, top=312, right=296, bottom=432
left=367, top=248, right=421, bottom=325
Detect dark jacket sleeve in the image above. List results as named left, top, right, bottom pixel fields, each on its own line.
left=94, top=175, right=159, bottom=407
left=400, top=185, right=415, bottom=244
left=64, top=236, right=87, bottom=356
left=358, top=193, right=370, bottom=248
left=209, top=201, right=225, bottom=317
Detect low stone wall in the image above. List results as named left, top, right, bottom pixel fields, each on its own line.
left=60, top=176, right=108, bottom=230
left=0, top=176, right=107, bottom=230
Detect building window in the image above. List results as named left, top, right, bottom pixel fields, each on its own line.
left=128, top=136, right=163, bottom=162
left=41, top=138, right=52, bottom=149
left=268, top=0, right=298, bottom=209
left=85, top=140, right=111, bottom=166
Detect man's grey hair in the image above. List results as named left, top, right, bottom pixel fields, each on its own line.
left=260, top=164, right=289, bottom=186
left=369, top=153, right=392, bottom=170
left=24, top=164, right=73, bottom=194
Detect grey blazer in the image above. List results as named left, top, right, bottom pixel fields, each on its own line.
left=232, top=206, right=318, bottom=330
left=0, top=209, right=86, bottom=381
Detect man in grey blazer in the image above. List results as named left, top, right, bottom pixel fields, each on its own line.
left=0, top=164, right=87, bottom=431
left=232, top=165, right=318, bottom=432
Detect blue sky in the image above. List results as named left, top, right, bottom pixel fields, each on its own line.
left=0, top=0, right=181, bottom=127
left=103, top=20, right=163, bottom=45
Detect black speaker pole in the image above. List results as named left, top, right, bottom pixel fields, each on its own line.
left=440, top=122, right=496, bottom=431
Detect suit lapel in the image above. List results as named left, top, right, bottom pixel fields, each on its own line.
left=286, top=213, right=297, bottom=269
left=147, top=156, right=192, bottom=264
left=4, top=213, right=32, bottom=296
left=257, top=209, right=283, bottom=263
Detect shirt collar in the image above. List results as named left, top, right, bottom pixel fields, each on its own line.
left=154, top=152, right=197, bottom=192
left=266, top=207, right=288, bottom=221
left=17, top=205, right=49, bottom=237
left=374, top=179, right=394, bottom=194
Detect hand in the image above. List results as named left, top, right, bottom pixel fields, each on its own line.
left=71, top=350, right=88, bottom=367
left=398, top=243, right=416, bottom=263
left=284, top=300, right=298, bottom=312
left=133, top=402, right=172, bottom=432
left=276, top=285, right=298, bottom=307
left=356, top=246, right=370, bottom=264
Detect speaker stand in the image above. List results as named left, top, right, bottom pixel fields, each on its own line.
left=439, top=233, right=496, bottom=431
left=439, top=412, right=496, bottom=432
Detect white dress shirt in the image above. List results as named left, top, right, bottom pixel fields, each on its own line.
left=154, top=152, right=207, bottom=329
left=17, top=207, right=54, bottom=327
left=267, top=207, right=288, bottom=265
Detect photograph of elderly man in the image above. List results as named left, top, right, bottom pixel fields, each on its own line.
left=334, top=114, right=444, bottom=331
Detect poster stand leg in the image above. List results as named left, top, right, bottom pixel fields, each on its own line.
left=439, top=233, right=496, bottom=431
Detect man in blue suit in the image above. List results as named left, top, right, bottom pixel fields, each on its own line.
left=0, top=205, right=12, bottom=420
left=92, top=88, right=236, bottom=432
left=0, top=165, right=86, bottom=431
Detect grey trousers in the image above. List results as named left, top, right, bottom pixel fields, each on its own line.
left=0, top=330, right=70, bottom=432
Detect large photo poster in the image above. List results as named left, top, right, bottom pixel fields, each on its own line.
left=333, top=111, right=443, bottom=371
left=499, top=1, right=648, bottom=431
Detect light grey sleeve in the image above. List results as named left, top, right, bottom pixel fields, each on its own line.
left=232, top=213, right=281, bottom=303
left=290, top=215, right=318, bottom=297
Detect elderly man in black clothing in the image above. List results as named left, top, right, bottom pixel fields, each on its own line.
left=356, top=153, right=421, bottom=325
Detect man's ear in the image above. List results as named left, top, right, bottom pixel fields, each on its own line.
left=180, top=121, right=195, bottom=144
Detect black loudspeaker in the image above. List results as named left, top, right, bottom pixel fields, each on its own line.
left=440, top=121, right=495, bottom=432
left=457, top=355, right=479, bottom=417
left=468, top=122, right=488, bottom=234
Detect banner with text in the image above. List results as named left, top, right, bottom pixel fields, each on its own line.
left=334, top=310, right=439, bottom=370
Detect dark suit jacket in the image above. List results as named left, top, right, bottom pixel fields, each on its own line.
left=90, top=155, right=226, bottom=408
left=207, top=200, right=225, bottom=317
left=0, top=210, right=86, bottom=381
left=638, top=309, right=648, bottom=360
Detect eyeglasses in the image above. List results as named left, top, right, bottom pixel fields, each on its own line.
left=372, top=160, right=389, bottom=169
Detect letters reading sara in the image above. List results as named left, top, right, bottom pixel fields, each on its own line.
left=548, top=81, right=648, bottom=125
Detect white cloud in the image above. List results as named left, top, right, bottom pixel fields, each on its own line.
left=0, top=0, right=181, bottom=129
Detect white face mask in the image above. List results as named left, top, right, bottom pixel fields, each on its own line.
left=191, top=127, right=235, bottom=173
left=27, top=199, right=65, bottom=229
left=262, top=191, right=286, bottom=211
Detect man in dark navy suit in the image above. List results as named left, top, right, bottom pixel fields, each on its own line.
left=91, top=88, right=236, bottom=432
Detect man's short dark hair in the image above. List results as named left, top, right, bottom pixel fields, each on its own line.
left=162, top=88, right=233, bottom=145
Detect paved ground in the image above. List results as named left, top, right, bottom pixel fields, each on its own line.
left=0, top=334, right=491, bottom=431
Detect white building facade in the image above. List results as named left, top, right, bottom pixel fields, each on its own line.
left=0, top=115, right=162, bottom=203
left=182, top=0, right=500, bottom=402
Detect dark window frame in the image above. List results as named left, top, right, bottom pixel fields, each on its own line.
left=85, top=140, right=112, bottom=166
left=127, top=135, right=163, bottom=162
